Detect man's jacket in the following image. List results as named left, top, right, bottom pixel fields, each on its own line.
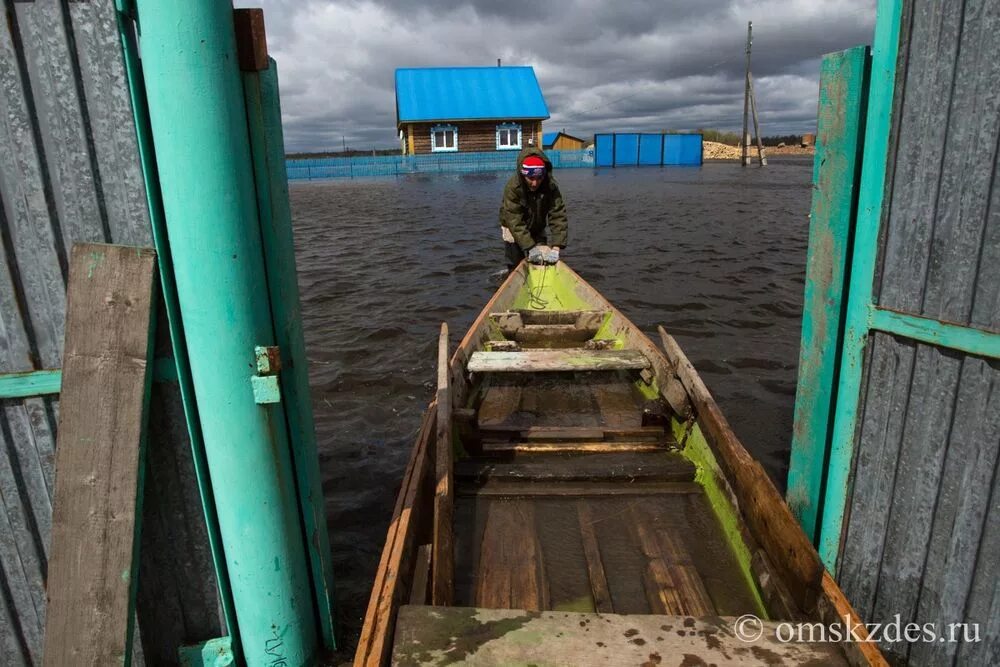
left=499, top=146, right=568, bottom=250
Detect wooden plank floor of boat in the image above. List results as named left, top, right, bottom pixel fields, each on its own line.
left=451, top=370, right=762, bottom=619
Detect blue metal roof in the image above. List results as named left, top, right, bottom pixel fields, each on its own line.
left=395, top=67, right=550, bottom=123
left=542, top=132, right=559, bottom=147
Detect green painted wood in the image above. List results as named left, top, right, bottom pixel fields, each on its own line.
left=116, top=7, right=240, bottom=659
left=0, top=358, right=180, bottom=399
left=243, top=60, right=338, bottom=650
left=869, top=307, right=1000, bottom=360
left=0, top=370, right=61, bottom=398
left=135, top=1, right=318, bottom=663
left=787, top=45, right=871, bottom=543
left=818, top=0, right=904, bottom=572
left=178, top=636, right=234, bottom=667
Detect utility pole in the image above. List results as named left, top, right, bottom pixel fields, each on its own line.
left=741, top=21, right=767, bottom=167
left=742, top=21, right=752, bottom=167
left=749, top=72, right=768, bottom=166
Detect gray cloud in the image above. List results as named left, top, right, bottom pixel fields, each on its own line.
left=234, top=0, right=876, bottom=151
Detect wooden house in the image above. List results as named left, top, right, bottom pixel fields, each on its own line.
left=395, top=67, right=549, bottom=155
left=543, top=130, right=586, bottom=150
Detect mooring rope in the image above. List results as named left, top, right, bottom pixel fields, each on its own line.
left=528, top=264, right=549, bottom=310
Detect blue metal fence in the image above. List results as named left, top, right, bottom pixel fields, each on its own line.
left=594, top=133, right=703, bottom=167
left=286, top=149, right=595, bottom=181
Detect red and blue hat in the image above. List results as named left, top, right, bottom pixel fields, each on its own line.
left=520, top=155, right=546, bottom=178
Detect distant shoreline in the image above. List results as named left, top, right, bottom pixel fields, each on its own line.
left=702, top=140, right=815, bottom=161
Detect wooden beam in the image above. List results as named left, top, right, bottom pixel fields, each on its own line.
left=461, top=481, right=702, bottom=498
left=456, top=455, right=696, bottom=484
left=479, top=425, right=668, bottom=442
left=577, top=502, right=614, bottom=613
left=43, top=244, right=158, bottom=666
left=408, top=545, right=432, bottom=605
left=480, top=441, right=667, bottom=454
left=233, top=8, right=269, bottom=72
left=658, top=326, right=824, bottom=611
left=751, top=549, right=804, bottom=621
left=817, top=570, right=889, bottom=666
left=468, top=349, right=650, bottom=373
left=432, top=323, right=454, bottom=606
left=476, top=500, right=548, bottom=610
left=354, top=405, right=435, bottom=667
left=631, top=500, right=715, bottom=616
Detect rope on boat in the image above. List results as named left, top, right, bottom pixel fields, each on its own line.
left=528, top=264, right=549, bottom=310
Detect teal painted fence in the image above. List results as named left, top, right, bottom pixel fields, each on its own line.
left=817, top=0, right=904, bottom=569
left=790, top=0, right=1000, bottom=663
left=286, top=148, right=593, bottom=180
left=787, top=45, right=870, bottom=544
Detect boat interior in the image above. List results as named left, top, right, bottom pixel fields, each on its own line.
left=359, top=264, right=872, bottom=666
left=454, top=322, right=761, bottom=618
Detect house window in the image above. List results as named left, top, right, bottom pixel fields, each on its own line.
left=431, top=124, right=458, bottom=152
left=496, top=123, right=522, bottom=150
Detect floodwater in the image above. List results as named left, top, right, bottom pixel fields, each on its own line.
left=290, top=158, right=813, bottom=653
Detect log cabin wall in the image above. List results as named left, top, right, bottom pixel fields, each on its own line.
left=404, top=119, right=543, bottom=155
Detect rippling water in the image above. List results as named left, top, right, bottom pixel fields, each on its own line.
left=291, top=158, right=813, bottom=653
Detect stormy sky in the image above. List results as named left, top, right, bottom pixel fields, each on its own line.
left=233, top=0, right=877, bottom=152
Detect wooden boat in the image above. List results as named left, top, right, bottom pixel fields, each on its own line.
left=354, top=262, right=885, bottom=666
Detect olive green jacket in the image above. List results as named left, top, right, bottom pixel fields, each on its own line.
left=498, top=146, right=568, bottom=250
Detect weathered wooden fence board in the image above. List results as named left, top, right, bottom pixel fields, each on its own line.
left=43, top=244, right=157, bottom=666
left=911, top=355, right=1000, bottom=665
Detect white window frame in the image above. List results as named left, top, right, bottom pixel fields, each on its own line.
left=496, top=123, right=522, bottom=150
left=430, top=124, right=458, bottom=152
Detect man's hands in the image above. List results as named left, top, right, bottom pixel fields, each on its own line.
left=528, top=245, right=560, bottom=265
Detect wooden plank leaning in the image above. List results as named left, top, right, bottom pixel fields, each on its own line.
left=42, top=244, right=158, bottom=666
left=657, top=326, right=824, bottom=612
left=432, top=323, right=454, bottom=605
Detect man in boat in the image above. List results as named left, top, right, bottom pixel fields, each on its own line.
left=499, top=146, right=568, bottom=271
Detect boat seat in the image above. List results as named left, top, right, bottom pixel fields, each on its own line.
left=468, top=349, right=650, bottom=373
left=490, top=310, right=607, bottom=347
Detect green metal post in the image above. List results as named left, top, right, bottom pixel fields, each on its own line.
left=115, top=6, right=241, bottom=658
left=818, top=0, right=904, bottom=571
left=133, top=2, right=318, bottom=665
left=243, top=59, right=338, bottom=650
left=787, top=45, right=870, bottom=543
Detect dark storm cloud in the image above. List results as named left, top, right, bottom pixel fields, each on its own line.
left=235, top=0, right=876, bottom=151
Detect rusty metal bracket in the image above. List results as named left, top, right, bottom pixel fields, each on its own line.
left=252, top=346, right=281, bottom=404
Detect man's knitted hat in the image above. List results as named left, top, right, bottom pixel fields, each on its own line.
left=520, top=155, right=546, bottom=178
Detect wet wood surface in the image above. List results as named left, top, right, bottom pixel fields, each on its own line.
left=392, top=605, right=850, bottom=666
left=455, top=452, right=696, bottom=484
left=432, top=324, right=453, bottom=606
left=468, top=349, right=650, bottom=373
left=576, top=502, right=614, bottom=613
left=475, top=500, right=549, bottom=611
left=355, top=407, right=436, bottom=667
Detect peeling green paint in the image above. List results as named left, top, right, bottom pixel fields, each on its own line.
left=510, top=264, right=598, bottom=312
left=86, top=251, right=105, bottom=279
left=788, top=45, right=871, bottom=544
left=676, top=418, right=769, bottom=620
